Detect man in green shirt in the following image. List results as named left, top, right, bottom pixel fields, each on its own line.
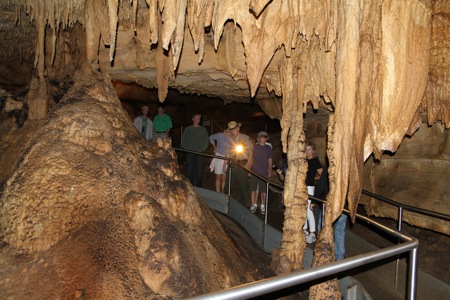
left=182, top=113, right=209, bottom=187
left=153, top=105, right=173, bottom=140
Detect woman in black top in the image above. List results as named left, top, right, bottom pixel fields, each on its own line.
left=303, top=142, right=323, bottom=243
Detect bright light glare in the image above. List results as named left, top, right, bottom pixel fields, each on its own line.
left=235, top=144, right=243, bottom=153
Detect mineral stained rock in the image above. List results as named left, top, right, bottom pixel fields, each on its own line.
left=0, top=68, right=266, bottom=299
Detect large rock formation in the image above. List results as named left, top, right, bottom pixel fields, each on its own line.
left=0, top=68, right=268, bottom=298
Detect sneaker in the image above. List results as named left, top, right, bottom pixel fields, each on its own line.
left=260, top=204, right=266, bottom=215
left=250, top=204, right=257, bottom=213
left=306, top=233, right=316, bottom=244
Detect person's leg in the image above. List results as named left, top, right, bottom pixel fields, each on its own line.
left=305, top=186, right=316, bottom=243
left=236, top=167, right=249, bottom=206
left=304, top=186, right=315, bottom=231
left=215, top=174, right=221, bottom=192
left=260, top=192, right=267, bottom=214
left=194, top=154, right=203, bottom=187
left=312, top=202, right=322, bottom=234
left=220, top=174, right=226, bottom=193
left=249, top=176, right=258, bottom=212
left=334, top=213, right=348, bottom=260
left=250, top=191, right=257, bottom=212
left=306, top=200, right=316, bottom=233
left=223, top=162, right=233, bottom=195
left=186, top=152, right=195, bottom=185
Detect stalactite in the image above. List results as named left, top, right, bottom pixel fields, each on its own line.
left=170, top=0, right=187, bottom=69
left=187, top=0, right=211, bottom=63
left=132, top=0, right=138, bottom=32
left=146, top=0, right=158, bottom=44
left=161, top=0, right=178, bottom=50
left=51, top=27, right=57, bottom=66
left=108, top=0, right=119, bottom=62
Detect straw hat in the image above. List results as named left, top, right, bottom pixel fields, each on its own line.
left=227, top=121, right=242, bottom=131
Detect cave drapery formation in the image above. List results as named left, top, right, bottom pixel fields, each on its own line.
left=1, top=0, right=449, bottom=299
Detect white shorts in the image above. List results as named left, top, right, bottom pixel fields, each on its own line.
left=210, top=156, right=227, bottom=175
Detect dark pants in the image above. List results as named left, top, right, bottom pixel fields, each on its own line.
left=186, top=152, right=203, bottom=187
left=224, top=161, right=249, bottom=206
left=312, top=202, right=323, bottom=233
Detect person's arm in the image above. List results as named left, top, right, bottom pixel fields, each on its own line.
left=276, top=169, right=285, bottom=182
left=209, top=133, right=217, bottom=148
left=181, top=127, right=189, bottom=148
left=315, top=167, right=323, bottom=181
left=166, top=115, right=173, bottom=134
left=201, top=127, right=210, bottom=152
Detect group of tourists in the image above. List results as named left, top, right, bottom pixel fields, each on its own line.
left=180, top=116, right=272, bottom=215
left=134, top=108, right=346, bottom=259
left=133, top=104, right=173, bottom=142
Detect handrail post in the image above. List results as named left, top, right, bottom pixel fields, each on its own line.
left=226, top=160, right=232, bottom=216
left=227, top=161, right=232, bottom=197
left=395, top=207, right=404, bottom=290
left=264, top=181, right=269, bottom=225
left=408, top=247, right=418, bottom=300
left=398, top=207, right=403, bottom=232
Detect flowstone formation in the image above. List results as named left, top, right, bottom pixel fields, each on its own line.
left=0, top=68, right=267, bottom=298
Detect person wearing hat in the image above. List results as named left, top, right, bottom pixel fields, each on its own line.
left=224, top=121, right=253, bottom=206
left=133, top=105, right=153, bottom=141
left=248, top=131, right=272, bottom=214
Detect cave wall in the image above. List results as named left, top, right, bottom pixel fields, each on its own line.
left=361, top=122, right=450, bottom=234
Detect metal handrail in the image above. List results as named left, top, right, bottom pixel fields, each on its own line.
left=362, top=189, right=450, bottom=223
left=187, top=210, right=419, bottom=300
left=174, top=147, right=450, bottom=225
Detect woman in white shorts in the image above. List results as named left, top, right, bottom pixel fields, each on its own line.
left=209, top=129, right=231, bottom=193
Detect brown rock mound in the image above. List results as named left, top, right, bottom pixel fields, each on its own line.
left=0, top=68, right=267, bottom=299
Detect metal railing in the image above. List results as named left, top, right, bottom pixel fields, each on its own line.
left=361, top=189, right=450, bottom=231
left=172, top=147, right=450, bottom=299
left=360, top=189, right=450, bottom=291
left=187, top=212, right=418, bottom=300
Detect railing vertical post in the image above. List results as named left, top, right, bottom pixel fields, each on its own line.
left=227, top=161, right=232, bottom=197
left=395, top=207, right=404, bottom=290
left=408, top=247, right=418, bottom=300
left=398, top=207, right=403, bottom=231
left=181, top=126, right=184, bottom=147
left=264, top=181, right=269, bottom=225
